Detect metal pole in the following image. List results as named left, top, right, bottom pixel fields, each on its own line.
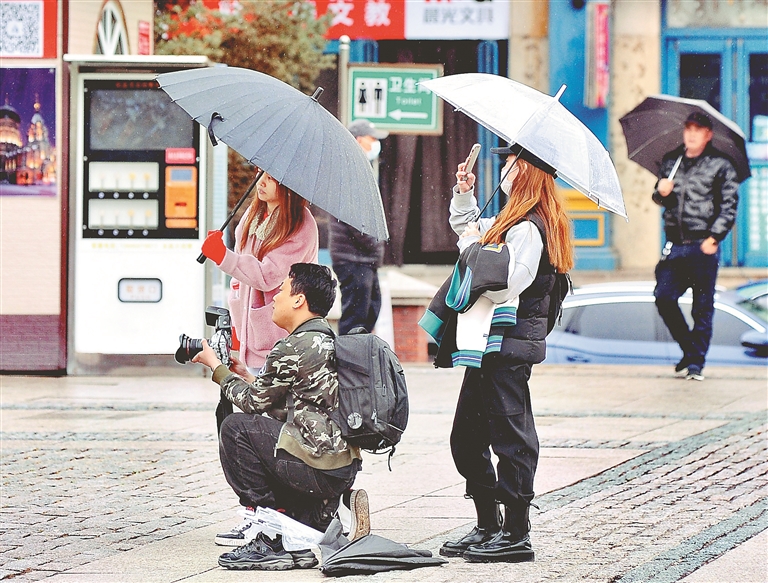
left=338, top=35, right=350, bottom=126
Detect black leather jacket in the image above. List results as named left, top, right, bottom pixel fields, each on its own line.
left=652, top=143, right=739, bottom=244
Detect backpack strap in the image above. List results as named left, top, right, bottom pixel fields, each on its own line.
left=284, top=320, right=336, bottom=424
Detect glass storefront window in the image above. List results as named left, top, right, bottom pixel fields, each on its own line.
left=749, top=54, right=768, bottom=142
left=680, top=54, right=721, bottom=111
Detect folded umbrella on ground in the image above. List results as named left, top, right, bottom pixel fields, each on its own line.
left=320, top=533, right=447, bottom=576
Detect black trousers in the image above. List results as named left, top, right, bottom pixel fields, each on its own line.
left=450, top=354, right=538, bottom=509
left=219, top=413, right=357, bottom=530
left=654, top=242, right=720, bottom=368
left=334, top=262, right=382, bottom=335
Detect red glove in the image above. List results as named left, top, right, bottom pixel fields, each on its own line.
left=231, top=326, right=240, bottom=351
left=202, top=230, right=226, bottom=265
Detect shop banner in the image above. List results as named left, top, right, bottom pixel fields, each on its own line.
left=313, top=0, right=509, bottom=41
left=584, top=1, right=609, bottom=109
left=404, top=0, right=509, bottom=40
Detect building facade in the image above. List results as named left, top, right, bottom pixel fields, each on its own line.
left=0, top=0, right=154, bottom=371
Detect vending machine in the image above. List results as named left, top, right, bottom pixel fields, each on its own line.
left=65, top=56, right=219, bottom=371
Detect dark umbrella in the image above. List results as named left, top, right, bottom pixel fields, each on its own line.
left=320, top=534, right=447, bottom=576
left=156, top=66, right=389, bottom=248
left=619, top=94, right=751, bottom=183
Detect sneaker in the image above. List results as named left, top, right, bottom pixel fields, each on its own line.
left=341, top=489, right=370, bottom=541
left=289, top=548, right=319, bottom=569
left=686, top=365, right=704, bottom=381
left=218, top=532, right=294, bottom=570
left=675, top=356, right=693, bottom=377
left=215, top=510, right=260, bottom=547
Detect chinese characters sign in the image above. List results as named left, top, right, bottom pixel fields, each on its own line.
left=348, top=64, right=443, bottom=134
left=584, top=1, right=609, bottom=109
left=314, top=0, right=510, bottom=41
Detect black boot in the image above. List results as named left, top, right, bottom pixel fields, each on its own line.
left=463, top=503, right=534, bottom=563
left=440, top=498, right=502, bottom=557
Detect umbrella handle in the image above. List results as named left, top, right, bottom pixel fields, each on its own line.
left=197, top=170, right=264, bottom=264
left=667, top=155, right=683, bottom=181
left=473, top=154, right=521, bottom=220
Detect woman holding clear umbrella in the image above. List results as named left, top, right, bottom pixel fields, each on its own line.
left=439, top=145, right=574, bottom=563
left=201, top=170, right=319, bottom=374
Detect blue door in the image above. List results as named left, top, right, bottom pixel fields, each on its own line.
left=664, top=33, right=768, bottom=267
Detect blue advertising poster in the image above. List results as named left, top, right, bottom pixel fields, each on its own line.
left=0, top=67, right=56, bottom=195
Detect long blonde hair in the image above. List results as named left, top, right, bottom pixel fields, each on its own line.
left=238, top=180, right=307, bottom=260
left=481, top=158, right=574, bottom=273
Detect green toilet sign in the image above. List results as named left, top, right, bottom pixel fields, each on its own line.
left=347, top=64, right=443, bottom=135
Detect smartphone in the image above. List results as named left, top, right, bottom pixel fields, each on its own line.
left=464, top=143, right=481, bottom=175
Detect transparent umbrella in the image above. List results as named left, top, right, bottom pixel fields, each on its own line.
left=420, top=73, right=627, bottom=218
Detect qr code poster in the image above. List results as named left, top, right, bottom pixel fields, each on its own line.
left=0, top=67, right=57, bottom=196
left=0, top=1, right=57, bottom=59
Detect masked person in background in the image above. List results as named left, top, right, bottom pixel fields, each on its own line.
left=652, top=112, right=739, bottom=381
left=329, top=119, right=388, bottom=335
left=201, top=170, right=319, bottom=375
left=438, top=145, right=574, bottom=564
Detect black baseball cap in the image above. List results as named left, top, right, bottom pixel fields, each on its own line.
left=685, top=111, right=713, bottom=129
left=490, top=143, right=557, bottom=177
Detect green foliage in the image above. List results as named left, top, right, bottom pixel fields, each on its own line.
left=155, top=1, right=333, bottom=93
left=155, top=1, right=335, bottom=216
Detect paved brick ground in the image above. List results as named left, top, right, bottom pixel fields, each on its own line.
left=1, top=365, right=766, bottom=582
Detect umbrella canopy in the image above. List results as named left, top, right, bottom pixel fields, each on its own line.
left=420, top=73, right=627, bottom=218
left=156, top=66, right=388, bottom=241
left=320, top=534, right=447, bottom=576
left=619, top=94, right=751, bottom=183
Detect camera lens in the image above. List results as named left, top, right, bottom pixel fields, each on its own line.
left=174, top=334, right=204, bottom=364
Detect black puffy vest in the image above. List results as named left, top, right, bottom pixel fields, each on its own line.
left=500, top=213, right=556, bottom=364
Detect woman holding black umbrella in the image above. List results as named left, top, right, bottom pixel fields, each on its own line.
left=439, top=146, right=574, bottom=563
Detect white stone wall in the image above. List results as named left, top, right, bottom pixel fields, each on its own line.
left=67, top=0, right=154, bottom=56
left=508, top=1, right=549, bottom=93
left=609, top=0, right=663, bottom=270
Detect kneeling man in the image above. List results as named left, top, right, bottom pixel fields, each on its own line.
left=194, top=263, right=365, bottom=571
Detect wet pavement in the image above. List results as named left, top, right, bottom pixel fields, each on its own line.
left=1, top=363, right=766, bottom=582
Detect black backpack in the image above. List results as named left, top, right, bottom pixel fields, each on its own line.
left=332, top=329, right=409, bottom=459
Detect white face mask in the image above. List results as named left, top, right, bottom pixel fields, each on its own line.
left=499, top=157, right=519, bottom=195
left=366, top=139, right=381, bottom=161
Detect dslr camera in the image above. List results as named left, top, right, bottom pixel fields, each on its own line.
left=175, top=305, right=233, bottom=367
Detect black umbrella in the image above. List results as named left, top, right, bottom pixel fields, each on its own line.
left=619, top=94, right=751, bottom=183
left=156, top=66, right=389, bottom=247
left=320, top=534, right=447, bottom=576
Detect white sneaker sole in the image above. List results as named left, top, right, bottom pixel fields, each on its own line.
left=215, top=535, right=250, bottom=547
left=348, top=489, right=370, bottom=541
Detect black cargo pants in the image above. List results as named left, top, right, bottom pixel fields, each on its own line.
left=449, top=354, right=538, bottom=510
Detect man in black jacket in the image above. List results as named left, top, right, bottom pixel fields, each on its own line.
left=329, top=119, right=388, bottom=335
left=652, top=112, right=739, bottom=381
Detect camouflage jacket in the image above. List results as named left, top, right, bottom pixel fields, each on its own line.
left=213, top=317, right=358, bottom=470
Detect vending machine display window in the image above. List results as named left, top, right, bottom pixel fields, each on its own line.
left=82, top=80, right=200, bottom=239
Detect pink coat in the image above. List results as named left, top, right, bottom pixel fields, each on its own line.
left=219, top=207, right=319, bottom=369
